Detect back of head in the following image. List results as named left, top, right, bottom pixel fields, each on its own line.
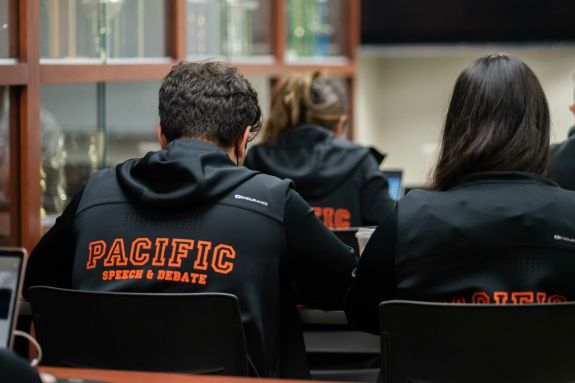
left=262, top=72, right=346, bottom=143
left=432, top=54, right=550, bottom=190
left=159, top=61, right=262, bottom=148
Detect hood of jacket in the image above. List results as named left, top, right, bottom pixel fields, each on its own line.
left=246, top=124, right=370, bottom=199
left=116, top=138, right=258, bottom=208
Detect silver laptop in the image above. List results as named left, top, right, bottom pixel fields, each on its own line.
left=0, top=247, right=26, bottom=349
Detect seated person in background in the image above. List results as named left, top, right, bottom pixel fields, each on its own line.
left=548, top=92, right=575, bottom=190
left=23, top=62, right=357, bottom=379
left=345, top=54, right=575, bottom=334
left=245, top=72, right=395, bottom=229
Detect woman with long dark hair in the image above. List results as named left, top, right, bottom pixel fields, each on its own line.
left=245, top=72, right=394, bottom=228
left=345, top=54, right=575, bottom=333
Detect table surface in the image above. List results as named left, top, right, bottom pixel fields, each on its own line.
left=40, top=367, right=323, bottom=383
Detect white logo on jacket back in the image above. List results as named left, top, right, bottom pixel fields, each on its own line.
left=554, top=234, right=575, bottom=244
left=234, top=194, right=269, bottom=206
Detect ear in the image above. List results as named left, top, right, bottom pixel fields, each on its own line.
left=570, top=103, right=575, bottom=116
left=157, top=125, right=169, bottom=148
left=335, top=115, right=348, bottom=139
left=236, top=126, right=251, bottom=166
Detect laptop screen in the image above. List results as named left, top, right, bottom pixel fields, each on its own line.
left=382, top=170, right=404, bottom=200
left=0, top=249, right=24, bottom=349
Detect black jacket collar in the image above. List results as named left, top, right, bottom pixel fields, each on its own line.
left=451, top=171, right=559, bottom=190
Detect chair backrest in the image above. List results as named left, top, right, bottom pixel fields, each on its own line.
left=379, top=300, right=575, bottom=383
left=29, top=287, right=249, bottom=376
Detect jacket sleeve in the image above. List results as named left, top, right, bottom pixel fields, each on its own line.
left=283, top=189, right=357, bottom=310
left=23, top=188, right=83, bottom=300
left=360, top=156, right=396, bottom=226
left=345, top=204, right=398, bottom=334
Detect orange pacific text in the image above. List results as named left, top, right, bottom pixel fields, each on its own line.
left=313, top=207, right=351, bottom=229
left=86, top=237, right=236, bottom=284
left=449, top=291, right=567, bottom=304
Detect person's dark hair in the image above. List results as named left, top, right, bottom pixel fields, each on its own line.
left=261, top=72, right=346, bottom=143
left=159, top=61, right=262, bottom=148
left=432, top=54, right=550, bottom=190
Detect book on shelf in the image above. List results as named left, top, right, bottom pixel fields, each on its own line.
left=187, top=0, right=260, bottom=58
left=288, top=0, right=335, bottom=58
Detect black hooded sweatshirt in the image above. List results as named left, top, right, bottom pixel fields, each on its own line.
left=346, top=171, right=575, bottom=334
left=549, top=125, right=575, bottom=191
left=245, top=124, right=395, bottom=228
left=24, top=139, right=356, bottom=378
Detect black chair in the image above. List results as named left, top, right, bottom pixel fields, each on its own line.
left=379, top=300, right=575, bottom=383
left=28, top=286, right=249, bottom=376
left=301, top=308, right=380, bottom=382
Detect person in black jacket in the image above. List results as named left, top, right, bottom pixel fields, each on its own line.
left=548, top=96, right=575, bottom=190
left=24, top=62, right=357, bottom=378
left=245, top=72, right=395, bottom=228
left=345, top=54, right=575, bottom=334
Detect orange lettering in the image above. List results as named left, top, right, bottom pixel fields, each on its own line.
left=334, top=209, right=351, bottom=228
left=511, top=292, right=534, bottom=304
left=323, top=208, right=334, bottom=228
left=168, top=239, right=194, bottom=267
left=152, top=238, right=169, bottom=266
left=87, top=240, right=107, bottom=269
left=104, top=239, right=128, bottom=267
left=536, top=292, right=547, bottom=303
left=194, top=241, right=212, bottom=271
left=451, top=296, right=466, bottom=303
left=212, top=244, right=235, bottom=274
left=129, top=238, right=152, bottom=266
left=493, top=292, right=509, bottom=304
left=471, top=291, right=491, bottom=304
left=548, top=294, right=567, bottom=303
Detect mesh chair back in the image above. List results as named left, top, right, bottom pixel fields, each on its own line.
left=29, top=287, right=249, bottom=375
left=379, top=300, right=575, bottom=383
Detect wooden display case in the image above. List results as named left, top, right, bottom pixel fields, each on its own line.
left=0, top=0, right=360, bottom=251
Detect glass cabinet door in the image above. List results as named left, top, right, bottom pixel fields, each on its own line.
left=106, top=81, right=160, bottom=165
left=106, top=0, right=167, bottom=59
left=40, top=84, right=101, bottom=225
left=41, top=0, right=103, bottom=60
left=40, top=81, right=161, bottom=229
left=286, top=0, right=348, bottom=60
left=0, top=0, right=17, bottom=59
left=186, top=0, right=272, bottom=59
left=41, top=0, right=167, bottom=61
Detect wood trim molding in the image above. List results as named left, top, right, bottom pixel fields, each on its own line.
left=168, top=0, right=186, bottom=62
left=18, top=0, right=42, bottom=251
left=0, top=64, right=28, bottom=85
left=271, top=0, right=286, bottom=63
left=40, top=63, right=176, bottom=83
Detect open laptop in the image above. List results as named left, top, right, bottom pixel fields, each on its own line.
left=382, top=169, right=404, bottom=200
left=0, top=247, right=26, bottom=350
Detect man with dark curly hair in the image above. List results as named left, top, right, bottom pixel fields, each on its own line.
left=24, top=62, right=356, bottom=379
